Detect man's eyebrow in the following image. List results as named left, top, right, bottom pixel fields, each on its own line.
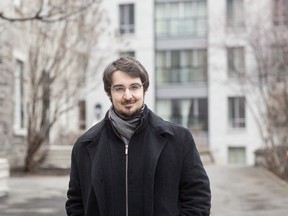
left=112, top=84, right=124, bottom=87
left=112, top=83, right=141, bottom=87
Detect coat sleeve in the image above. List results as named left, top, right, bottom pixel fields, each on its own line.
left=65, top=144, right=85, bottom=216
left=179, top=131, right=211, bottom=216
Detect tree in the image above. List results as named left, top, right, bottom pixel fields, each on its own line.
left=1, top=0, right=116, bottom=172
left=244, top=22, right=288, bottom=180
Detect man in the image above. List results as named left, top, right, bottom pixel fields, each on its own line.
left=66, top=56, right=211, bottom=216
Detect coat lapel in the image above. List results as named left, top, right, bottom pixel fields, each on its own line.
left=142, top=111, right=174, bottom=216
left=87, top=134, right=114, bottom=216
left=144, top=133, right=168, bottom=216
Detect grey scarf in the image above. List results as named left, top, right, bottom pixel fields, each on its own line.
left=109, top=107, right=143, bottom=145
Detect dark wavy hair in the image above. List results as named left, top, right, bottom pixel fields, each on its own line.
left=103, top=56, right=150, bottom=96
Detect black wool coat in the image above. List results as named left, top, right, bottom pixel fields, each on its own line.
left=66, top=108, right=211, bottom=216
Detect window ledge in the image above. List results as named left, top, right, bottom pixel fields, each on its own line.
left=13, top=127, right=27, bottom=137
left=227, top=127, right=246, bottom=134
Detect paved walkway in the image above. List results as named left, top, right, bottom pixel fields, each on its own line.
left=0, top=174, right=69, bottom=216
left=0, top=165, right=287, bottom=216
left=206, top=165, right=288, bottom=216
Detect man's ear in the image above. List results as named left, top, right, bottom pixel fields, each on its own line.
left=107, top=93, right=112, bottom=102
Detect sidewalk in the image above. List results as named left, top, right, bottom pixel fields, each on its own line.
left=0, top=165, right=287, bottom=216
left=0, top=174, right=69, bottom=216
left=206, top=165, right=288, bottom=216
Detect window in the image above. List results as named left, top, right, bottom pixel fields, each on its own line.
left=78, top=100, right=86, bottom=130
left=228, top=97, right=245, bottom=128
left=228, top=146, right=246, bottom=164
left=273, top=0, right=288, bottom=25
left=0, top=67, right=7, bottom=86
left=227, top=0, right=245, bottom=28
left=156, top=98, right=208, bottom=131
left=13, top=59, right=26, bottom=133
left=227, top=47, right=245, bottom=78
left=155, top=0, right=207, bottom=37
left=271, top=45, right=288, bottom=81
left=119, top=4, right=134, bottom=34
left=120, top=51, right=135, bottom=57
left=156, top=49, right=207, bottom=84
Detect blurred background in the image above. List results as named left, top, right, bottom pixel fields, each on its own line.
left=0, top=0, right=287, bottom=215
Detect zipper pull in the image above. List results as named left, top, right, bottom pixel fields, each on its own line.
left=125, top=144, right=128, bottom=155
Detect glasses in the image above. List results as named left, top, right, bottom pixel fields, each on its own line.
left=111, top=83, right=144, bottom=95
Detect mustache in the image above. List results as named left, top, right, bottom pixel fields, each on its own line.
left=121, top=99, right=136, bottom=105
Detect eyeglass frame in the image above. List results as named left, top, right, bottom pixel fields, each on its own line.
left=110, top=82, right=145, bottom=95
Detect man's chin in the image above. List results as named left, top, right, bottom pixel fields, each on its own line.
left=117, top=108, right=140, bottom=119
left=122, top=110, right=136, bottom=118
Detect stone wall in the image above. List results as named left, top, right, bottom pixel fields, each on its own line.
left=0, top=23, right=28, bottom=170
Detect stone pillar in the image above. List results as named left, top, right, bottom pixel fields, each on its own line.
left=0, top=158, right=9, bottom=197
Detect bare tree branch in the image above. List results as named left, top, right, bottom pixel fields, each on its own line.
left=0, top=1, right=95, bottom=23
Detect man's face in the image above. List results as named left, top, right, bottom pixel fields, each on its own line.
left=110, top=70, right=145, bottom=118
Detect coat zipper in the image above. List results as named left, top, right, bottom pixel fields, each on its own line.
left=111, top=121, right=143, bottom=216
left=124, top=122, right=143, bottom=216
left=125, top=143, right=129, bottom=216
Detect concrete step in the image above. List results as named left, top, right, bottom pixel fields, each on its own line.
left=198, top=146, right=214, bottom=165
left=41, top=145, right=73, bottom=169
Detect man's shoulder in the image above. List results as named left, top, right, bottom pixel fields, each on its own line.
left=76, top=119, right=107, bottom=144
left=147, top=109, right=189, bottom=135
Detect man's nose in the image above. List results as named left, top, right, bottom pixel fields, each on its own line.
left=123, top=88, right=132, bottom=99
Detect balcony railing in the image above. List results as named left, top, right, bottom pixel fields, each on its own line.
left=157, top=67, right=207, bottom=84
left=156, top=17, right=207, bottom=38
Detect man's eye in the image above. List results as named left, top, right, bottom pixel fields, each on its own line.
left=130, top=86, right=139, bottom=91
left=115, top=87, right=125, bottom=92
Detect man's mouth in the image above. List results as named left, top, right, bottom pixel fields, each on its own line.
left=122, top=100, right=136, bottom=106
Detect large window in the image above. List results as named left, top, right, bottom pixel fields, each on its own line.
left=227, top=47, right=245, bottom=78
left=228, top=97, right=245, bottom=128
left=226, top=0, right=245, bottom=28
left=119, top=4, right=134, bottom=34
left=156, top=98, right=208, bottom=131
left=273, top=0, right=288, bottom=25
left=156, top=49, right=207, bottom=84
left=155, top=0, right=207, bottom=37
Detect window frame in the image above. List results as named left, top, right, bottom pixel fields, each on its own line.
left=13, top=59, right=27, bottom=136
left=226, top=0, right=245, bottom=28
left=119, top=4, right=135, bottom=34
left=273, top=0, right=288, bottom=25
left=227, top=46, right=245, bottom=78
left=228, top=146, right=246, bottom=164
left=156, top=98, right=208, bottom=132
left=228, top=97, right=246, bottom=128
left=156, top=49, right=207, bottom=84
left=155, top=0, right=207, bottom=38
